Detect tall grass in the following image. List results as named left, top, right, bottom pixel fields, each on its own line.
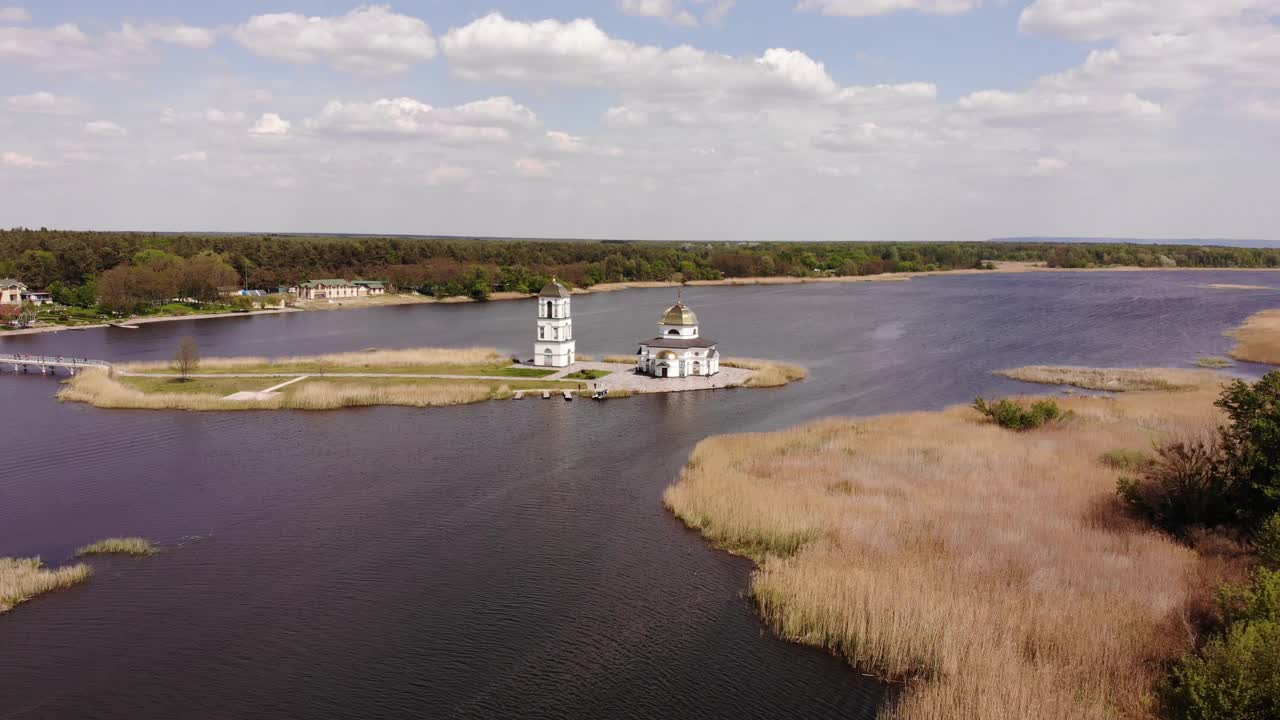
left=75, top=538, right=156, bottom=557
left=60, top=369, right=503, bottom=411
left=602, top=355, right=638, bottom=364
left=120, top=346, right=506, bottom=372
left=721, top=358, right=809, bottom=388
left=0, top=557, right=91, bottom=614
left=1228, top=309, right=1280, bottom=364
left=998, top=365, right=1214, bottom=392
left=665, top=382, right=1229, bottom=720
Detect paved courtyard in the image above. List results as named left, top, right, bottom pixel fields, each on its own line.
left=541, top=361, right=754, bottom=394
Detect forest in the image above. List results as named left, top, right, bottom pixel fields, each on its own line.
left=3, top=228, right=1280, bottom=312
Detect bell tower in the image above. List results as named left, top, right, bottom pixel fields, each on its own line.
left=534, top=281, right=575, bottom=367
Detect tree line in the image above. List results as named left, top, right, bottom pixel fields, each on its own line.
left=4, top=229, right=1280, bottom=308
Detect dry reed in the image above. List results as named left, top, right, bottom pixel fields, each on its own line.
left=665, top=382, right=1228, bottom=720
left=75, top=538, right=156, bottom=557
left=59, top=369, right=503, bottom=411
left=0, top=557, right=91, bottom=614
left=602, top=355, right=638, bottom=364
left=120, top=346, right=506, bottom=373
left=1228, top=309, right=1280, bottom=364
left=721, top=358, right=809, bottom=388
left=997, top=365, right=1214, bottom=392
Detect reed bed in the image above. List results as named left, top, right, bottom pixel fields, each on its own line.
left=602, top=355, right=638, bottom=364
left=75, top=538, right=156, bottom=557
left=997, top=365, right=1214, bottom=392
left=59, top=369, right=504, bottom=411
left=665, top=382, right=1228, bottom=720
left=1195, top=357, right=1233, bottom=368
left=0, top=557, right=91, bottom=614
left=1228, top=308, right=1280, bottom=364
left=120, top=346, right=506, bottom=373
left=721, top=358, right=809, bottom=388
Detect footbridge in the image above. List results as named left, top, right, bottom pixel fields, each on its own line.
left=0, top=354, right=111, bottom=376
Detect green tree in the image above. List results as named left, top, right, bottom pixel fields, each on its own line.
left=1217, top=372, right=1280, bottom=526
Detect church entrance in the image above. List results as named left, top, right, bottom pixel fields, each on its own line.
left=660, top=365, right=668, bottom=378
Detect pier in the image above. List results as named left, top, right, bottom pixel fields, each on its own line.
left=0, top=354, right=111, bottom=376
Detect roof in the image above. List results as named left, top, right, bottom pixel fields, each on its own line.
left=0, top=278, right=26, bottom=288
left=539, top=281, right=571, bottom=298
left=640, top=336, right=718, bottom=349
left=660, top=302, right=698, bottom=326
left=352, top=280, right=386, bottom=288
left=299, top=279, right=353, bottom=287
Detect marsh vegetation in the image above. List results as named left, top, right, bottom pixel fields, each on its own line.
left=1228, top=309, right=1280, bottom=365
left=997, top=365, right=1213, bottom=392
left=0, top=557, right=91, bottom=614
left=74, top=538, right=157, bottom=557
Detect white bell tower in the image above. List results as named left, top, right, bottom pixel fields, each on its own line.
left=534, top=281, right=575, bottom=367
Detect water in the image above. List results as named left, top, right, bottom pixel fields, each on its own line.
left=2, top=271, right=1278, bottom=719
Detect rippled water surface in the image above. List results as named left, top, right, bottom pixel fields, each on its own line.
left=2, top=271, right=1279, bottom=719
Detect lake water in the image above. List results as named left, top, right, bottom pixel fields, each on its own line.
left=2, top=271, right=1279, bottom=719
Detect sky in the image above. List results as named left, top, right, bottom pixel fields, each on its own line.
left=0, top=1, right=1277, bottom=241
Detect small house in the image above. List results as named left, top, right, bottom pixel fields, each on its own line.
left=0, top=279, right=27, bottom=305
left=291, top=279, right=363, bottom=300
left=352, top=280, right=388, bottom=296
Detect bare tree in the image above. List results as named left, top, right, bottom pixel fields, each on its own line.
left=175, top=336, right=200, bottom=381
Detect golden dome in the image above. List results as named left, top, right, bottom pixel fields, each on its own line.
left=658, top=350, right=678, bottom=360
left=660, top=302, right=698, bottom=326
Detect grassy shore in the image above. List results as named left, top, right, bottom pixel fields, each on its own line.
left=75, top=538, right=157, bottom=557
left=720, top=358, right=810, bottom=388
left=997, top=365, right=1214, bottom=391
left=63, top=368, right=584, bottom=411
left=119, top=347, right=555, bottom=377
left=0, top=557, right=91, bottom=614
left=1228, top=308, right=1280, bottom=364
left=665, top=370, right=1228, bottom=720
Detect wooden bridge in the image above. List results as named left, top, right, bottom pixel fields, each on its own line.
left=0, top=353, right=111, bottom=376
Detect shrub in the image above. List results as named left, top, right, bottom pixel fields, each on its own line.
left=972, top=397, right=1064, bottom=431
left=1100, top=448, right=1155, bottom=472
left=1216, top=372, right=1280, bottom=526
left=1258, top=513, right=1280, bottom=569
left=1116, top=436, right=1239, bottom=536
left=1160, top=569, right=1280, bottom=720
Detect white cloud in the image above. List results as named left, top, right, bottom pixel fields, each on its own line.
left=547, top=131, right=586, bottom=153
left=620, top=0, right=699, bottom=26
left=796, top=0, right=982, bottom=17
left=249, top=113, right=291, bottom=136
left=304, top=96, right=536, bottom=144
left=1019, top=0, right=1280, bottom=41
left=427, top=164, right=473, bottom=186
left=84, top=120, right=127, bottom=137
left=1244, top=99, right=1280, bottom=121
left=5, top=91, right=88, bottom=115
left=1030, top=156, right=1068, bottom=176
left=111, top=22, right=217, bottom=50
left=0, top=19, right=213, bottom=71
left=233, top=5, right=437, bottom=75
left=956, top=89, right=1163, bottom=126
left=0, top=6, right=30, bottom=23
left=2, top=151, right=48, bottom=168
left=515, top=157, right=557, bottom=177
left=173, top=151, right=209, bottom=162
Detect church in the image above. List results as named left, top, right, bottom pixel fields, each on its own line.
left=534, top=281, right=576, bottom=367
left=636, top=297, right=720, bottom=378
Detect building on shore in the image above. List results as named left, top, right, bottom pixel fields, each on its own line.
left=636, top=299, right=720, bottom=378
left=290, top=279, right=388, bottom=300
left=534, top=281, right=576, bottom=367
left=22, top=291, right=52, bottom=306
left=0, top=279, right=27, bottom=305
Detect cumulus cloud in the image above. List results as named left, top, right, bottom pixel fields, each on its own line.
left=5, top=91, right=88, bottom=115
left=2, top=151, right=48, bottom=168
left=233, top=5, right=437, bottom=75
left=515, top=157, right=556, bottom=177
left=304, top=96, right=536, bottom=144
left=249, top=113, right=291, bottom=136
left=0, top=18, right=213, bottom=70
left=620, top=0, right=698, bottom=26
left=0, top=6, right=30, bottom=22
left=797, top=0, right=982, bottom=17
left=956, top=89, right=1163, bottom=126
left=85, top=120, right=127, bottom=137
left=1019, top=0, right=1279, bottom=41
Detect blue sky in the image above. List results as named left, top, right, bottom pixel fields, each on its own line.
left=0, top=2, right=1276, bottom=240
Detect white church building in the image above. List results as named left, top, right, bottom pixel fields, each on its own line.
left=636, top=299, right=720, bottom=378
left=534, top=281, right=576, bottom=367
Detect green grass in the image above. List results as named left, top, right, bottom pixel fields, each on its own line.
left=133, top=362, right=557, bottom=378
left=120, top=376, right=280, bottom=395
left=1098, top=448, right=1155, bottom=472
left=281, top=376, right=586, bottom=394
left=74, top=537, right=157, bottom=557
left=566, top=369, right=613, bottom=380
left=1195, top=357, right=1234, bottom=368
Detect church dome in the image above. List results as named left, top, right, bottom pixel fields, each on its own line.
left=660, top=301, right=698, bottom=326
left=658, top=350, right=678, bottom=360
left=539, top=281, right=570, bottom=298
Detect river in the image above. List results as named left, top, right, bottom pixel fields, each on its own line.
left=1, top=271, right=1277, bottom=719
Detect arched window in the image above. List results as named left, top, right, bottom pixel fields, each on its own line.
left=667, top=329, right=680, bottom=335
left=546, top=300, right=554, bottom=318
left=539, top=327, right=544, bottom=339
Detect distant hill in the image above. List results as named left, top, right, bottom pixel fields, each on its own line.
left=991, top=236, right=1280, bottom=249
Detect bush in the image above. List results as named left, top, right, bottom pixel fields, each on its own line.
left=1160, top=569, right=1280, bottom=720
left=1217, top=372, right=1280, bottom=526
left=1258, top=513, right=1280, bottom=569
left=1117, top=437, right=1239, bottom=536
left=1100, top=448, right=1156, bottom=472
left=973, top=397, right=1064, bottom=431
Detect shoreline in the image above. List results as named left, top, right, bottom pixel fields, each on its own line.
left=8, top=263, right=1280, bottom=339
